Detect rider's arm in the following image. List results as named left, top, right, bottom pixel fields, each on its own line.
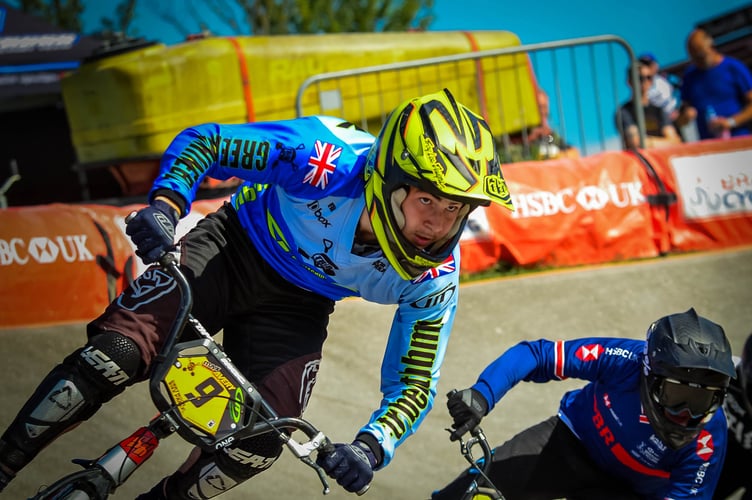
left=472, top=338, right=644, bottom=413
left=149, top=118, right=331, bottom=215
left=356, top=252, right=460, bottom=468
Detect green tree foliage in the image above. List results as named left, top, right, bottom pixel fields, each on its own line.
left=7, top=0, right=434, bottom=40
left=164, top=0, right=434, bottom=37
left=7, top=0, right=136, bottom=40
left=9, top=0, right=85, bottom=32
left=99, top=0, right=137, bottom=39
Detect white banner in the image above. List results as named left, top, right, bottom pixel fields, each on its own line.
left=671, top=149, right=752, bottom=220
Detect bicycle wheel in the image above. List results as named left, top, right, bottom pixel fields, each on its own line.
left=29, top=468, right=113, bottom=500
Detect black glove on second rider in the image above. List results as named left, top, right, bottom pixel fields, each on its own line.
left=447, top=388, right=489, bottom=441
left=125, top=199, right=179, bottom=264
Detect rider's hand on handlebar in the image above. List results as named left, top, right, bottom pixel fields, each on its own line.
left=126, top=199, right=179, bottom=264
left=316, top=440, right=376, bottom=494
left=447, top=388, right=488, bottom=441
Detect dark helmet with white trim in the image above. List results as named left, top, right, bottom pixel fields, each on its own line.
left=640, top=308, right=736, bottom=449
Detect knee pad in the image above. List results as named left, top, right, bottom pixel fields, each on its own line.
left=220, top=431, right=283, bottom=479
left=76, top=331, right=142, bottom=397
left=0, top=333, right=141, bottom=473
left=164, top=433, right=283, bottom=499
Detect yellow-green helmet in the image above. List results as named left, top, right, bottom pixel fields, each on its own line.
left=364, top=88, right=514, bottom=279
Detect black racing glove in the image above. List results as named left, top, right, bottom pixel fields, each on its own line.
left=125, top=199, right=179, bottom=264
left=316, top=440, right=377, bottom=494
left=447, top=388, right=488, bottom=441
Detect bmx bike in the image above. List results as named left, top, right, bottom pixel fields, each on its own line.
left=28, top=250, right=342, bottom=499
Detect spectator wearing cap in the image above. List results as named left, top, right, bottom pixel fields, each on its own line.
left=639, top=52, right=679, bottom=121
left=676, top=28, right=752, bottom=139
left=615, top=59, right=681, bottom=149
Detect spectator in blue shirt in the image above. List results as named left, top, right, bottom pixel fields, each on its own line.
left=677, top=29, right=752, bottom=140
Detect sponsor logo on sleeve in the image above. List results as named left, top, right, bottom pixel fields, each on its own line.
left=695, top=430, right=714, bottom=460
left=575, top=344, right=604, bottom=362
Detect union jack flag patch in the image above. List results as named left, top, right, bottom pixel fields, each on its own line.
left=411, top=255, right=456, bottom=283
left=304, top=140, right=341, bottom=189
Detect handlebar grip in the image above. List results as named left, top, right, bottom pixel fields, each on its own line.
left=450, top=421, right=475, bottom=441
left=124, top=210, right=178, bottom=267
left=317, top=440, right=335, bottom=458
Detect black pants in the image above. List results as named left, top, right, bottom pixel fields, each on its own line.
left=432, top=416, right=639, bottom=500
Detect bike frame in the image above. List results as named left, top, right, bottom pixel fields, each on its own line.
left=30, top=251, right=335, bottom=499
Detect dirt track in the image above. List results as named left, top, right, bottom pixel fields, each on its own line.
left=2, top=247, right=751, bottom=499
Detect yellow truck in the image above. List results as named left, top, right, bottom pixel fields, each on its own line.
left=61, top=31, right=540, bottom=195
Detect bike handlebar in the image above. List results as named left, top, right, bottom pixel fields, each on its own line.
left=446, top=389, right=503, bottom=499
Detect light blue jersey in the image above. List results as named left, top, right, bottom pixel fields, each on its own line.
left=151, top=116, right=459, bottom=466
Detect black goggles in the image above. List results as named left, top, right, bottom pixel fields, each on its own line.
left=654, top=377, right=725, bottom=419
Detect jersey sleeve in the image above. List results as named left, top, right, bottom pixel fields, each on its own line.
left=149, top=117, right=370, bottom=214
left=472, top=337, right=643, bottom=412
left=357, top=250, right=460, bottom=468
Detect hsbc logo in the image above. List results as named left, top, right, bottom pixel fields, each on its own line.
left=576, top=344, right=603, bottom=361
left=0, top=235, right=94, bottom=265
left=511, top=181, right=644, bottom=219
left=604, top=346, right=635, bottom=359
left=696, top=430, right=714, bottom=460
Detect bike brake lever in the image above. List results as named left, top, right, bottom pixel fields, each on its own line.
left=283, top=432, right=333, bottom=495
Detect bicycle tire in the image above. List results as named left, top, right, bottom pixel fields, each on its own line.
left=29, top=468, right=113, bottom=500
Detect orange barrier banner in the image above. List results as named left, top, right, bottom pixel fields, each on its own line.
left=641, top=137, right=752, bottom=252
left=459, top=151, right=660, bottom=273
left=0, top=204, right=136, bottom=327
left=2, top=140, right=751, bottom=327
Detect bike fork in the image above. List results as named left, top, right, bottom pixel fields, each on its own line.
left=84, top=413, right=175, bottom=488
left=94, top=427, right=160, bottom=486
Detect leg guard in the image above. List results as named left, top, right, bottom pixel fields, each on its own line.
left=0, top=331, right=142, bottom=474
left=162, top=432, right=283, bottom=499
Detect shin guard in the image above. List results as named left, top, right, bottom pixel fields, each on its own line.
left=163, top=432, right=284, bottom=499
left=0, top=331, right=142, bottom=474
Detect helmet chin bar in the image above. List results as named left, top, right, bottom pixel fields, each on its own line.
left=640, top=372, right=717, bottom=450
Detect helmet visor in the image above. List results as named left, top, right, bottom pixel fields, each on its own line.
left=655, top=377, right=724, bottom=421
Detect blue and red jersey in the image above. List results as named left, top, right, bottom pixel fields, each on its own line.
left=472, top=338, right=729, bottom=499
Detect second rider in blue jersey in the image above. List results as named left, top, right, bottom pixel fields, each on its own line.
left=433, top=308, right=737, bottom=500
